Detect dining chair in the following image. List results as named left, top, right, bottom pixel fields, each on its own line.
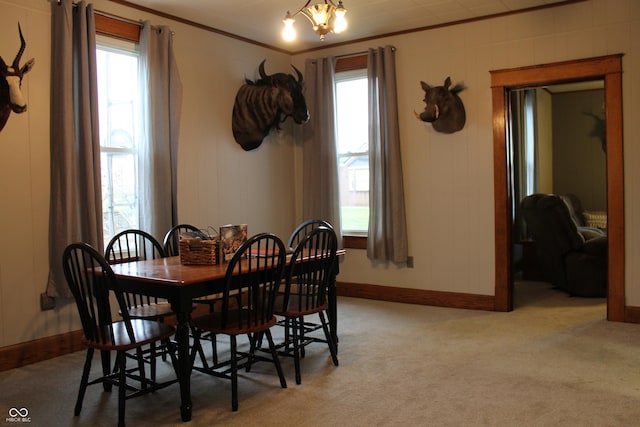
left=287, top=219, right=334, bottom=249
left=62, top=242, right=178, bottom=427
left=274, top=225, right=339, bottom=384
left=190, top=232, right=288, bottom=411
left=105, top=229, right=173, bottom=380
left=162, top=223, right=209, bottom=256
left=163, top=223, right=220, bottom=363
left=281, top=219, right=336, bottom=349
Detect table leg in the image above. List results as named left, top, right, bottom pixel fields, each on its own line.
left=175, top=311, right=192, bottom=421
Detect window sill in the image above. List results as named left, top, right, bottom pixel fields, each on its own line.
left=343, top=235, right=367, bottom=249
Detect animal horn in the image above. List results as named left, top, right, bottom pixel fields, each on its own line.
left=12, top=24, right=26, bottom=70
left=292, top=64, right=303, bottom=83
left=259, top=60, right=268, bottom=80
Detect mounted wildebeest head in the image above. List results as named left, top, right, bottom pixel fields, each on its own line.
left=0, top=24, right=35, bottom=133
left=414, top=77, right=465, bottom=134
left=232, top=60, right=309, bottom=151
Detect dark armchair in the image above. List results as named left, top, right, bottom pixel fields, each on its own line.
left=520, top=194, right=607, bottom=297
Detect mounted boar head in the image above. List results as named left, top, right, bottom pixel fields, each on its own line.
left=415, top=76, right=465, bottom=134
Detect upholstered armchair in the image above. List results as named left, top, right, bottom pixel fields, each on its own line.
left=520, top=194, right=607, bottom=297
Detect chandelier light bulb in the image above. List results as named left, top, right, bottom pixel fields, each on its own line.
left=282, top=13, right=297, bottom=41
left=333, top=4, right=347, bottom=33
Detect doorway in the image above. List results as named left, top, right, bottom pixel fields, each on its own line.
left=490, top=54, right=624, bottom=321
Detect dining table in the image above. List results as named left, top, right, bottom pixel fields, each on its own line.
left=110, top=251, right=343, bottom=422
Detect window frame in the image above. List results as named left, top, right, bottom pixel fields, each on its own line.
left=95, top=14, right=142, bottom=248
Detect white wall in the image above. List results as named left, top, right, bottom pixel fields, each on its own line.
left=0, top=0, right=294, bottom=347
left=293, top=0, right=640, bottom=299
left=1, top=0, right=639, bottom=349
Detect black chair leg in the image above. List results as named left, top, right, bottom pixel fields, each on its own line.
left=265, top=329, right=287, bottom=389
left=135, top=347, right=148, bottom=390
left=99, top=349, right=112, bottom=392
left=320, top=311, right=339, bottom=366
left=231, top=336, right=238, bottom=412
left=298, top=316, right=306, bottom=358
left=75, top=348, right=94, bottom=416
left=292, top=318, right=302, bottom=385
left=117, top=351, right=126, bottom=427
left=150, top=342, right=157, bottom=383
left=189, top=329, right=210, bottom=370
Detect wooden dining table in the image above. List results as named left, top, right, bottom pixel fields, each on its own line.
left=110, top=251, right=342, bottom=422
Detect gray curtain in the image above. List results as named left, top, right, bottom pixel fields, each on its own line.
left=138, top=23, right=182, bottom=240
left=47, top=0, right=102, bottom=298
left=302, top=57, right=342, bottom=243
left=367, top=46, right=408, bottom=263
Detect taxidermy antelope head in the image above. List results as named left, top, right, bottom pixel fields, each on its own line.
left=0, top=24, right=35, bottom=133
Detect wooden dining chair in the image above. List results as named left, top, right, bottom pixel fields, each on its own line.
left=190, top=233, right=288, bottom=411
left=162, top=223, right=209, bottom=257
left=274, top=225, right=339, bottom=384
left=163, top=223, right=220, bottom=363
left=287, top=219, right=334, bottom=249
left=105, top=229, right=173, bottom=380
left=281, top=219, right=337, bottom=349
left=62, top=242, right=178, bottom=427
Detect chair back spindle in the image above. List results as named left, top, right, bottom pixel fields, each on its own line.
left=105, top=229, right=166, bottom=309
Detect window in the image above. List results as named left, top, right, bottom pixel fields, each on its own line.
left=96, top=37, right=142, bottom=248
left=335, top=67, right=369, bottom=235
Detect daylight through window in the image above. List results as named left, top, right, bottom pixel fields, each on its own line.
left=96, top=38, right=141, bottom=248
left=336, top=69, right=369, bottom=234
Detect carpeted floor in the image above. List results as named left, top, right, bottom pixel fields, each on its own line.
left=2, top=281, right=640, bottom=426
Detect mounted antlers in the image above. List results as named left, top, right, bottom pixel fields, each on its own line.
left=0, top=24, right=35, bottom=133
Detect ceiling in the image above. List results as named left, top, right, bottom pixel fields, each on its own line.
left=113, top=0, right=577, bottom=53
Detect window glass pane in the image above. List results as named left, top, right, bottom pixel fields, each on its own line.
left=101, top=152, right=138, bottom=239
left=97, top=40, right=140, bottom=248
left=336, top=72, right=369, bottom=234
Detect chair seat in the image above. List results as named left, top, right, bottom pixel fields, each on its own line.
left=82, top=319, right=176, bottom=351
left=193, top=294, right=222, bottom=306
left=274, top=295, right=328, bottom=317
left=124, top=302, right=173, bottom=320
left=192, top=310, right=277, bottom=336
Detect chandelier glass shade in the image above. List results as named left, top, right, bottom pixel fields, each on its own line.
left=282, top=0, right=348, bottom=42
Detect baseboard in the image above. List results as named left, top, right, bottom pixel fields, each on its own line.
left=0, top=330, right=85, bottom=372
left=0, top=304, right=209, bottom=373
left=336, top=281, right=496, bottom=311
left=624, top=305, right=640, bottom=323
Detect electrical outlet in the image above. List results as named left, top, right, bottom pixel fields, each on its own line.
left=407, top=256, right=414, bottom=268
left=40, top=293, right=55, bottom=311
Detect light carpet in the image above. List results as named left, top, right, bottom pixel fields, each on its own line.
left=2, top=281, right=640, bottom=426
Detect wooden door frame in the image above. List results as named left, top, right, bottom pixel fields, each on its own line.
left=490, top=54, right=624, bottom=321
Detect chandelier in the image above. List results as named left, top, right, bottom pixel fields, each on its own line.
left=282, top=0, right=348, bottom=42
